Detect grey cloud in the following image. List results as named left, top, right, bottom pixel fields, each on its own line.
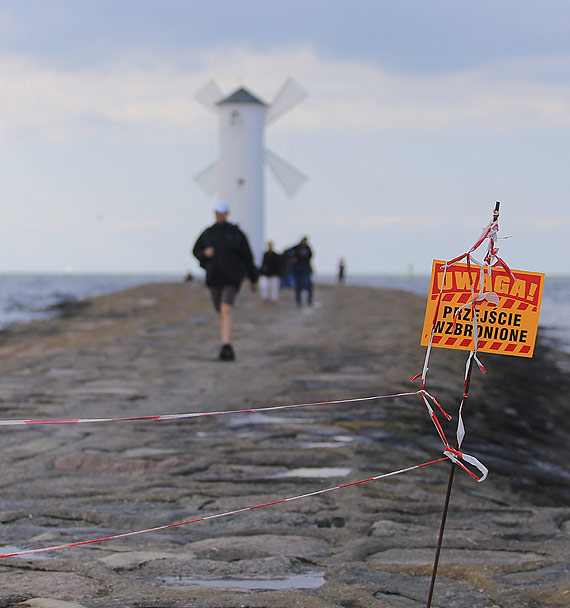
left=1, top=0, right=569, bottom=78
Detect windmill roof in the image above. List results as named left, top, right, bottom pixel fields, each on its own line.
left=217, top=87, right=267, bottom=106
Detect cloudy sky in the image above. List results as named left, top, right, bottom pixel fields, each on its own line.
left=1, top=0, right=569, bottom=276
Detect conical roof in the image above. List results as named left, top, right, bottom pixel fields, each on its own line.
left=216, top=87, right=267, bottom=106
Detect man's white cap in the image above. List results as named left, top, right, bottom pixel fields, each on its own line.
left=214, top=200, right=230, bottom=214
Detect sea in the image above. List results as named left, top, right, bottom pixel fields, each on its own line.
left=0, top=273, right=176, bottom=327
left=0, top=272, right=569, bottom=355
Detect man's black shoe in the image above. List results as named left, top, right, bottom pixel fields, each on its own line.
left=219, top=343, right=235, bottom=361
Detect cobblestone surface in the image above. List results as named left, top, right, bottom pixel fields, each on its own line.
left=0, top=282, right=568, bottom=608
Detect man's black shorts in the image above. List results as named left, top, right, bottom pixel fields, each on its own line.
left=209, top=285, right=238, bottom=311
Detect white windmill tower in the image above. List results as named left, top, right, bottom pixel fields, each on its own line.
left=194, top=78, right=308, bottom=263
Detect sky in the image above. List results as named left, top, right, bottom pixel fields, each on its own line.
left=0, top=0, right=569, bottom=277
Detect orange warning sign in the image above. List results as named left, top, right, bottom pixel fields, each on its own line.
left=421, top=260, right=544, bottom=358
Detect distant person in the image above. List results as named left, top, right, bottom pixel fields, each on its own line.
left=259, top=241, right=282, bottom=306
left=338, top=257, right=345, bottom=284
left=280, top=248, right=296, bottom=289
left=192, top=200, right=258, bottom=361
left=291, top=236, right=313, bottom=307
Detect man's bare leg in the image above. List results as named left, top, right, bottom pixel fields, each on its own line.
left=219, top=303, right=233, bottom=345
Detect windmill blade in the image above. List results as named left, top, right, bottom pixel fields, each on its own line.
left=195, top=80, right=224, bottom=110
left=194, top=161, right=219, bottom=196
left=264, top=148, right=308, bottom=197
left=265, top=77, right=308, bottom=125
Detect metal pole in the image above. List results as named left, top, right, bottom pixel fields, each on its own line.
left=425, top=358, right=473, bottom=607
left=426, top=462, right=456, bottom=607
left=426, top=201, right=500, bottom=607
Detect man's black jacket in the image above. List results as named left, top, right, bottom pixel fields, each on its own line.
left=193, top=221, right=258, bottom=288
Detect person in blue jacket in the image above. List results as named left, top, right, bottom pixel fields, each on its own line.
left=291, top=236, right=313, bottom=307
left=193, top=200, right=258, bottom=361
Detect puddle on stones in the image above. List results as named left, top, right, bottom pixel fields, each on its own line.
left=159, top=571, right=325, bottom=589
left=273, top=467, right=352, bottom=478
left=227, top=413, right=308, bottom=426
left=299, top=435, right=354, bottom=449
left=298, top=442, right=344, bottom=449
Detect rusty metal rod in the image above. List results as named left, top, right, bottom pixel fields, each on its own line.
left=426, top=202, right=500, bottom=606
left=425, top=357, right=473, bottom=607
left=426, top=459, right=456, bottom=607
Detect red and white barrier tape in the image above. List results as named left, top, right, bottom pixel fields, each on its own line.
left=0, top=392, right=420, bottom=427
left=0, top=457, right=447, bottom=559
left=0, top=388, right=488, bottom=482
left=419, top=389, right=487, bottom=482
left=0, top=368, right=490, bottom=559
left=0, top=388, right=488, bottom=481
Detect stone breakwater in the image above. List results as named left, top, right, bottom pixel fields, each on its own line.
left=0, top=282, right=568, bottom=608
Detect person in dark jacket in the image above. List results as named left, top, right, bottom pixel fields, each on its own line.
left=291, top=236, right=313, bottom=307
left=192, top=200, right=258, bottom=361
left=259, top=241, right=283, bottom=306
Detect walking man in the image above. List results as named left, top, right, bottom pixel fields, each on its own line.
left=192, top=201, right=258, bottom=361
left=291, top=236, right=314, bottom=307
